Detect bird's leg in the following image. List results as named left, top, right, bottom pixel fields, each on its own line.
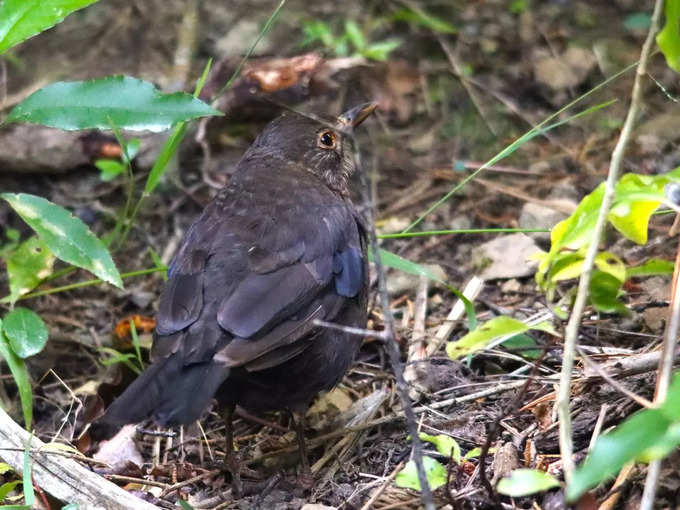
left=290, top=410, right=314, bottom=490
left=221, top=404, right=242, bottom=499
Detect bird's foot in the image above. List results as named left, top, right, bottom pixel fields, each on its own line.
left=222, top=454, right=243, bottom=499
left=295, top=467, right=315, bottom=493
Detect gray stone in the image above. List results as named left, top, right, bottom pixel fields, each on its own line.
left=473, top=233, right=544, bottom=280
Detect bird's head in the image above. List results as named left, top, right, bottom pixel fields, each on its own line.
left=243, top=102, right=377, bottom=195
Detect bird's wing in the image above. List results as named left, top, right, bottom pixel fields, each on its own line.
left=152, top=181, right=365, bottom=370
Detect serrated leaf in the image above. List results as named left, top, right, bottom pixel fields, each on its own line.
left=497, top=469, right=560, bottom=497
left=446, top=316, right=529, bottom=360
left=0, top=326, right=33, bottom=430
left=3, top=236, right=55, bottom=305
left=7, top=76, right=222, bottom=132
left=419, top=433, right=461, bottom=463
left=2, top=308, right=48, bottom=358
left=0, top=0, right=98, bottom=55
left=395, top=456, right=447, bottom=491
left=1, top=193, right=123, bottom=288
left=657, top=0, right=680, bottom=72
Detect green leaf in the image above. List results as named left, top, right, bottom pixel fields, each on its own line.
left=567, top=374, right=680, bottom=501
left=144, top=122, right=187, bottom=194
left=419, top=433, right=461, bottom=463
left=1, top=193, right=123, bottom=288
left=95, top=159, right=126, bottom=181
left=463, top=447, right=491, bottom=461
left=446, top=316, right=530, bottom=360
left=395, top=456, right=447, bottom=491
left=7, top=76, right=222, bottom=132
left=344, top=20, right=365, bottom=51
left=178, top=501, right=194, bottom=510
left=0, top=481, right=22, bottom=503
left=2, top=308, right=48, bottom=359
left=22, top=437, right=33, bottom=507
left=301, top=20, right=334, bottom=47
left=501, top=333, right=541, bottom=359
left=497, top=469, right=560, bottom=497
left=0, top=327, right=33, bottom=430
left=4, top=237, right=55, bottom=305
left=61, top=504, right=78, bottom=510
left=626, top=258, right=674, bottom=278
left=0, top=464, right=11, bottom=475
left=589, top=270, right=628, bottom=315
left=0, top=0, right=99, bottom=55
left=392, top=7, right=457, bottom=34
left=361, top=40, right=401, bottom=61
left=657, top=0, right=680, bottom=72
left=624, top=12, right=652, bottom=31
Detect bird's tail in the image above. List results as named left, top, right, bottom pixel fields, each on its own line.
left=91, top=354, right=229, bottom=439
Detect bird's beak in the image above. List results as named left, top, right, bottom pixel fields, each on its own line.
left=338, top=102, right=378, bottom=130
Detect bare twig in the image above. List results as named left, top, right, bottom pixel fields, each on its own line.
left=360, top=461, right=406, bottom=510
left=557, top=0, right=663, bottom=484
left=641, top=229, right=680, bottom=507
left=351, top=133, right=435, bottom=510
left=404, top=275, right=429, bottom=399
left=577, top=348, right=653, bottom=408
left=313, top=319, right=389, bottom=340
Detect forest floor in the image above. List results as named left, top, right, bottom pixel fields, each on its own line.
left=1, top=0, right=678, bottom=508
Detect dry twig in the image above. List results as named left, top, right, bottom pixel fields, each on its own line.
left=0, top=408, right=157, bottom=510
left=557, top=0, right=664, bottom=484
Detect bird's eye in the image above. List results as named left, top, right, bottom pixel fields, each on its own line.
left=318, top=130, right=336, bottom=149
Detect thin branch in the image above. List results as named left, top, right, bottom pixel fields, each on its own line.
left=352, top=132, right=436, bottom=509
left=0, top=408, right=157, bottom=509
left=641, top=229, right=680, bottom=507
left=557, top=0, right=664, bottom=485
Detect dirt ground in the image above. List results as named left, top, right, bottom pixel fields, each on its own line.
left=1, top=0, right=679, bottom=508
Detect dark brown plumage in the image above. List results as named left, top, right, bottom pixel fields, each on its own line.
left=96, top=103, right=376, bottom=493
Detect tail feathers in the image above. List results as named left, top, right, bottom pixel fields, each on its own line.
left=93, top=355, right=229, bottom=438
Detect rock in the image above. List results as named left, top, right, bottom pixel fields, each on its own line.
left=377, top=216, right=411, bottom=235
left=301, top=505, right=337, bottom=510
left=386, top=264, right=447, bottom=295
left=519, top=202, right=568, bottom=244
left=491, top=442, right=520, bottom=484
left=534, top=46, right=597, bottom=91
left=501, top=279, right=522, bottom=293
left=449, top=214, right=472, bottom=231
left=643, top=307, right=666, bottom=332
left=214, top=19, right=274, bottom=57
left=639, top=276, right=671, bottom=302
left=0, top=125, right=90, bottom=173
left=636, top=111, right=680, bottom=146
left=473, top=233, right=544, bottom=280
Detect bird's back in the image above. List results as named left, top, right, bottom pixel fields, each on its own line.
left=98, top=153, right=368, bottom=428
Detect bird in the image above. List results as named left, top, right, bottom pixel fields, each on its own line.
left=94, top=102, right=377, bottom=496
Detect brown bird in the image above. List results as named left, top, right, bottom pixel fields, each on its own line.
left=96, top=102, right=376, bottom=495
